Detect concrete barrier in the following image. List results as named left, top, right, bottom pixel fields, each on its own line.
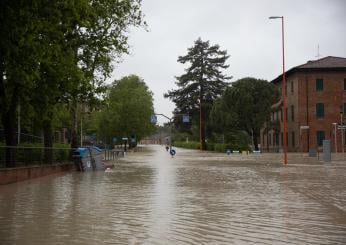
left=0, top=163, right=72, bottom=185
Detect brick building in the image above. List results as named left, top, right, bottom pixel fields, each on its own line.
left=261, top=56, right=346, bottom=152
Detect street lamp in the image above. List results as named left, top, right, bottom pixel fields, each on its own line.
left=269, top=16, right=287, bottom=165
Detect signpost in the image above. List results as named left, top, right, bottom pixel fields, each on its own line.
left=337, top=124, right=346, bottom=129
left=151, top=115, right=157, bottom=124
left=182, top=115, right=190, bottom=123
left=337, top=124, right=345, bottom=154
left=151, top=113, right=191, bottom=156
left=151, top=113, right=173, bottom=154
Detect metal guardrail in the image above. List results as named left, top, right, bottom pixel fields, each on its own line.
left=103, top=149, right=125, bottom=161
left=0, top=146, right=74, bottom=168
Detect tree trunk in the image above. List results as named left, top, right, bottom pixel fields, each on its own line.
left=253, top=131, right=259, bottom=151
left=43, top=119, right=53, bottom=164
left=70, top=100, right=79, bottom=149
left=1, top=74, right=18, bottom=167
left=200, top=99, right=206, bottom=151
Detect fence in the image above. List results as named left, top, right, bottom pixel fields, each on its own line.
left=0, top=146, right=74, bottom=168
left=0, top=129, right=69, bottom=145
left=0, top=130, right=43, bottom=144
left=103, top=149, right=125, bottom=161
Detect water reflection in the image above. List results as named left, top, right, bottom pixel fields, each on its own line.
left=0, top=145, right=345, bottom=244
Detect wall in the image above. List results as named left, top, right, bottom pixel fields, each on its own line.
left=261, top=70, right=346, bottom=152
left=298, top=71, right=346, bottom=152
left=0, top=163, right=73, bottom=185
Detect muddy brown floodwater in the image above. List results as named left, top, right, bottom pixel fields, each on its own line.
left=1, top=145, right=346, bottom=244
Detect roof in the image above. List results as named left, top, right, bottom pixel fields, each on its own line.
left=271, top=56, right=346, bottom=83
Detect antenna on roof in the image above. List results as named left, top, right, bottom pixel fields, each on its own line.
left=315, top=44, right=321, bottom=58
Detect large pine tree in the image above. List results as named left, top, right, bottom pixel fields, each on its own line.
left=165, top=38, right=231, bottom=150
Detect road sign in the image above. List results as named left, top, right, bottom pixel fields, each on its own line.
left=170, top=149, right=176, bottom=156
left=182, top=115, right=190, bottom=123
left=337, top=124, right=346, bottom=129
left=300, top=125, right=309, bottom=130
left=151, top=115, right=157, bottom=123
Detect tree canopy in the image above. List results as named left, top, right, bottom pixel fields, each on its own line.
left=0, top=0, right=145, bottom=166
left=211, top=77, right=279, bottom=150
left=165, top=38, right=231, bottom=150
left=97, top=75, right=155, bottom=144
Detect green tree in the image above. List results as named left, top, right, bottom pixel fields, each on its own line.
left=0, top=0, right=145, bottom=166
left=211, top=77, right=279, bottom=150
left=0, top=1, right=47, bottom=166
left=66, top=0, right=145, bottom=149
left=165, top=38, right=231, bottom=150
left=97, top=75, right=155, bottom=145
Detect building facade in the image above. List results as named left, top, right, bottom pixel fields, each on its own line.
left=261, top=56, right=346, bottom=152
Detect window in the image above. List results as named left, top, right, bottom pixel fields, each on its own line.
left=316, top=131, right=325, bottom=146
left=316, top=103, right=324, bottom=119
left=316, top=78, right=323, bottom=91
left=291, top=132, right=295, bottom=147
left=344, top=103, right=346, bottom=115
left=344, top=78, right=346, bottom=90
left=291, top=105, right=294, bottom=122
left=291, top=81, right=294, bottom=93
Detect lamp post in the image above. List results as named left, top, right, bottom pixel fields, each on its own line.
left=155, top=113, right=173, bottom=152
left=269, top=16, right=287, bottom=165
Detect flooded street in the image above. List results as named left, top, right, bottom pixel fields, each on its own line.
left=1, top=145, right=346, bottom=244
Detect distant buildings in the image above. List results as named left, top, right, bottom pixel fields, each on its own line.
left=261, top=56, right=346, bottom=152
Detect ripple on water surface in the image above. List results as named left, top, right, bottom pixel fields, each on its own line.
left=0, top=145, right=346, bottom=244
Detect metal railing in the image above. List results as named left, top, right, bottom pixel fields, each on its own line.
left=0, top=146, right=74, bottom=168
left=0, top=130, right=43, bottom=144
left=103, top=149, right=125, bottom=161
left=0, top=129, right=70, bottom=145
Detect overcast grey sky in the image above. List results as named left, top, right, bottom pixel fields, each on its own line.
left=111, top=0, right=346, bottom=124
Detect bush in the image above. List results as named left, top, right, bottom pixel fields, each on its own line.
left=173, top=141, right=200, bottom=149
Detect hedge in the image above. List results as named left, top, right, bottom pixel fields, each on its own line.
left=173, top=141, right=250, bottom=153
